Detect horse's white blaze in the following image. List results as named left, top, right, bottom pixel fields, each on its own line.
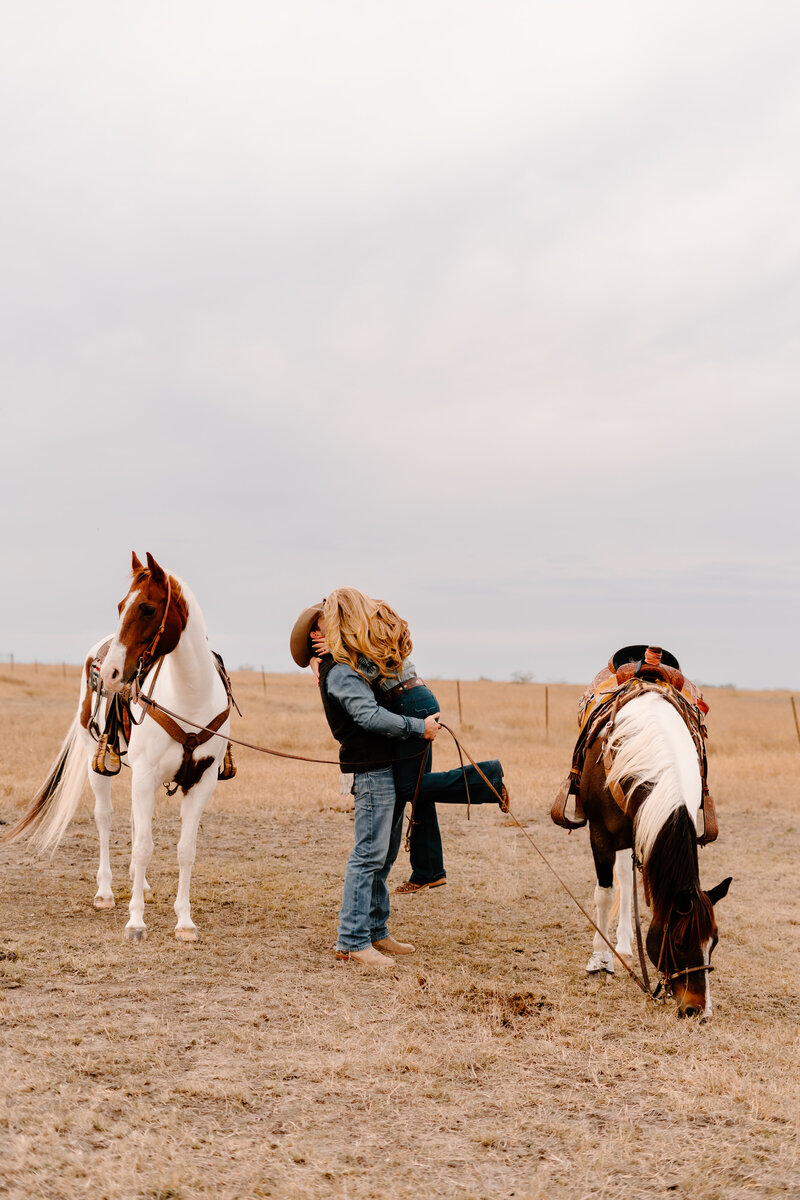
left=605, top=692, right=701, bottom=866
left=100, top=588, right=140, bottom=690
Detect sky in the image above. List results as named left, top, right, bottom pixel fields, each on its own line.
left=1, top=2, right=798, bottom=689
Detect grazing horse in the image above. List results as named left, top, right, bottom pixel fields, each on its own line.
left=580, top=690, right=731, bottom=1017
left=5, top=552, right=231, bottom=942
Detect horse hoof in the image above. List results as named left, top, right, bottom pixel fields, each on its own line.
left=125, top=927, right=147, bottom=943
left=93, top=896, right=115, bottom=910
left=175, top=927, right=198, bottom=943
left=586, top=951, right=614, bottom=975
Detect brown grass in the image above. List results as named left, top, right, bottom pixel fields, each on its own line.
left=0, top=666, right=798, bottom=1199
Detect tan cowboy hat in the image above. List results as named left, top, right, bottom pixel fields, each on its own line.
left=290, top=601, right=325, bottom=667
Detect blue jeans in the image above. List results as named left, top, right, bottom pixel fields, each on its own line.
left=336, top=767, right=403, bottom=951
left=388, top=683, right=505, bottom=885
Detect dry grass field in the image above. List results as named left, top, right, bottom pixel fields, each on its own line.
left=1, top=665, right=798, bottom=1199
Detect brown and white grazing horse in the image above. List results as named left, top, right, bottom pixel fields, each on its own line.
left=580, top=691, right=731, bottom=1017
left=5, top=552, right=230, bottom=942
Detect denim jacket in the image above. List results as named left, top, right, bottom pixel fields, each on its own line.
left=325, top=663, right=425, bottom=741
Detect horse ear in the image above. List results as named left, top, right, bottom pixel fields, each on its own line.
left=131, top=551, right=143, bottom=572
left=706, top=877, right=732, bottom=906
left=145, top=552, right=166, bottom=582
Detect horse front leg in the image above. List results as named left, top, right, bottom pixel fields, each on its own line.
left=128, top=812, right=152, bottom=902
left=89, top=768, right=115, bottom=909
left=173, top=774, right=217, bottom=942
left=614, top=848, right=634, bottom=961
left=586, top=841, right=616, bottom=974
left=126, top=770, right=156, bottom=941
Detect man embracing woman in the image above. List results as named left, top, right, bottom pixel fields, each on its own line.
left=290, top=588, right=508, bottom=969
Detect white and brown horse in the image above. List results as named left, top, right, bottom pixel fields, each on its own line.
left=5, top=552, right=231, bottom=942
left=580, top=691, right=731, bottom=1017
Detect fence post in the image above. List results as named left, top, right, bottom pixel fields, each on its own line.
left=545, top=686, right=549, bottom=739
left=456, top=679, right=463, bottom=724
left=261, top=666, right=267, bottom=695
left=791, top=697, right=800, bottom=747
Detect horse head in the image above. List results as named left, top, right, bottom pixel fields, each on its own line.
left=100, top=551, right=188, bottom=691
left=646, top=876, right=732, bottom=1018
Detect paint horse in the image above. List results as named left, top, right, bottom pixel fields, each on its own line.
left=564, top=648, right=731, bottom=1017
left=5, top=553, right=232, bottom=942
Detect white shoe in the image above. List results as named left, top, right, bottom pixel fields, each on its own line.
left=586, top=950, right=615, bottom=974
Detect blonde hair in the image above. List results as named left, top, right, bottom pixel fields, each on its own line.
left=323, top=588, right=412, bottom=681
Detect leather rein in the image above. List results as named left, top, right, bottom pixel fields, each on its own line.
left=630, top=842, right=712, bottom=1002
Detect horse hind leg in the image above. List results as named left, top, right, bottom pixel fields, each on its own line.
left=586, top=856, right=616, bottom=974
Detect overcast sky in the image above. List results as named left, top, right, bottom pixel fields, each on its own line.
left=1, top=2, right=798, bottom=689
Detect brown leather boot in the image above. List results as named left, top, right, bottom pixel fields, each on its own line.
left=372, top=935, right=414, bottom=955
left=334, top=946, right=395, bottom=968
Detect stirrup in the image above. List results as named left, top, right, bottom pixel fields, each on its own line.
left=551, top=775, right=587, bottom=830
left=218, top=742, right=236, bottom=781
left=697, top=790, right=718, bottom=845
left=92, top=734, right=121, bottom=777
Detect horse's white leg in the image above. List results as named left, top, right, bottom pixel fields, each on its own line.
left=173, top=776, right=217, bottom=942
left=89, top=767, right=115, bottom=909
left=126, top=772, right=157, bottom=941
left=128, top=813, right=152, bottom=901
left=615, top=849, right=634, bottom=959
left=586, top=882, right=616, bottom=973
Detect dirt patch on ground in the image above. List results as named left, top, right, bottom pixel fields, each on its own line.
left=1, top=668, right=797, bottom=1198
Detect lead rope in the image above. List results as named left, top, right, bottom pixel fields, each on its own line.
left=436, top=722, right=654, bottom=999
left=631, top=843, right=655, bottom=996
left=114, top=693, right=655, bottom=1000
left=129, top=694, right=427, bottom=771
left=403, top=745, right=429, bottom=852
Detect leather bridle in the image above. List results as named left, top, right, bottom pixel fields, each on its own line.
left=633, top=864, right=714, bottom=1003
left=652, top=907, right=715, bottom=1002
left=135, top=573, right=174, bottom=684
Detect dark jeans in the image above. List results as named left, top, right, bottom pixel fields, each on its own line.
left=388, top=682, right=505, bottom=885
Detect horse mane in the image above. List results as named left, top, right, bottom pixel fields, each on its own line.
left=641, top=805, right=709, bottom=932
left=605, top=692, right=700, bottom=867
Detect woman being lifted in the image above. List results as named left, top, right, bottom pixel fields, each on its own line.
left=291, top=588, right=509, bottom=969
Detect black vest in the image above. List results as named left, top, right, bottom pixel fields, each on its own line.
left=318, top=656, right=394, bottom=772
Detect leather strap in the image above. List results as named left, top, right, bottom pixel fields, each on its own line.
left=403, top=744, right=429, bottom=851
left=384, top=678, right=425, bottom=698
left=632, top=847, right=653, bottom=994
left=550, top=773, right=587, bottom=829
left=145, top=700, right=231, bottom=753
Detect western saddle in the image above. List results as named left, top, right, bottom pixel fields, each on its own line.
left=551, top=645, right=717, bottom=846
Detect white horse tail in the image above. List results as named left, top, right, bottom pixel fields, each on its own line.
left=3, top=715, right=88, bottom=853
